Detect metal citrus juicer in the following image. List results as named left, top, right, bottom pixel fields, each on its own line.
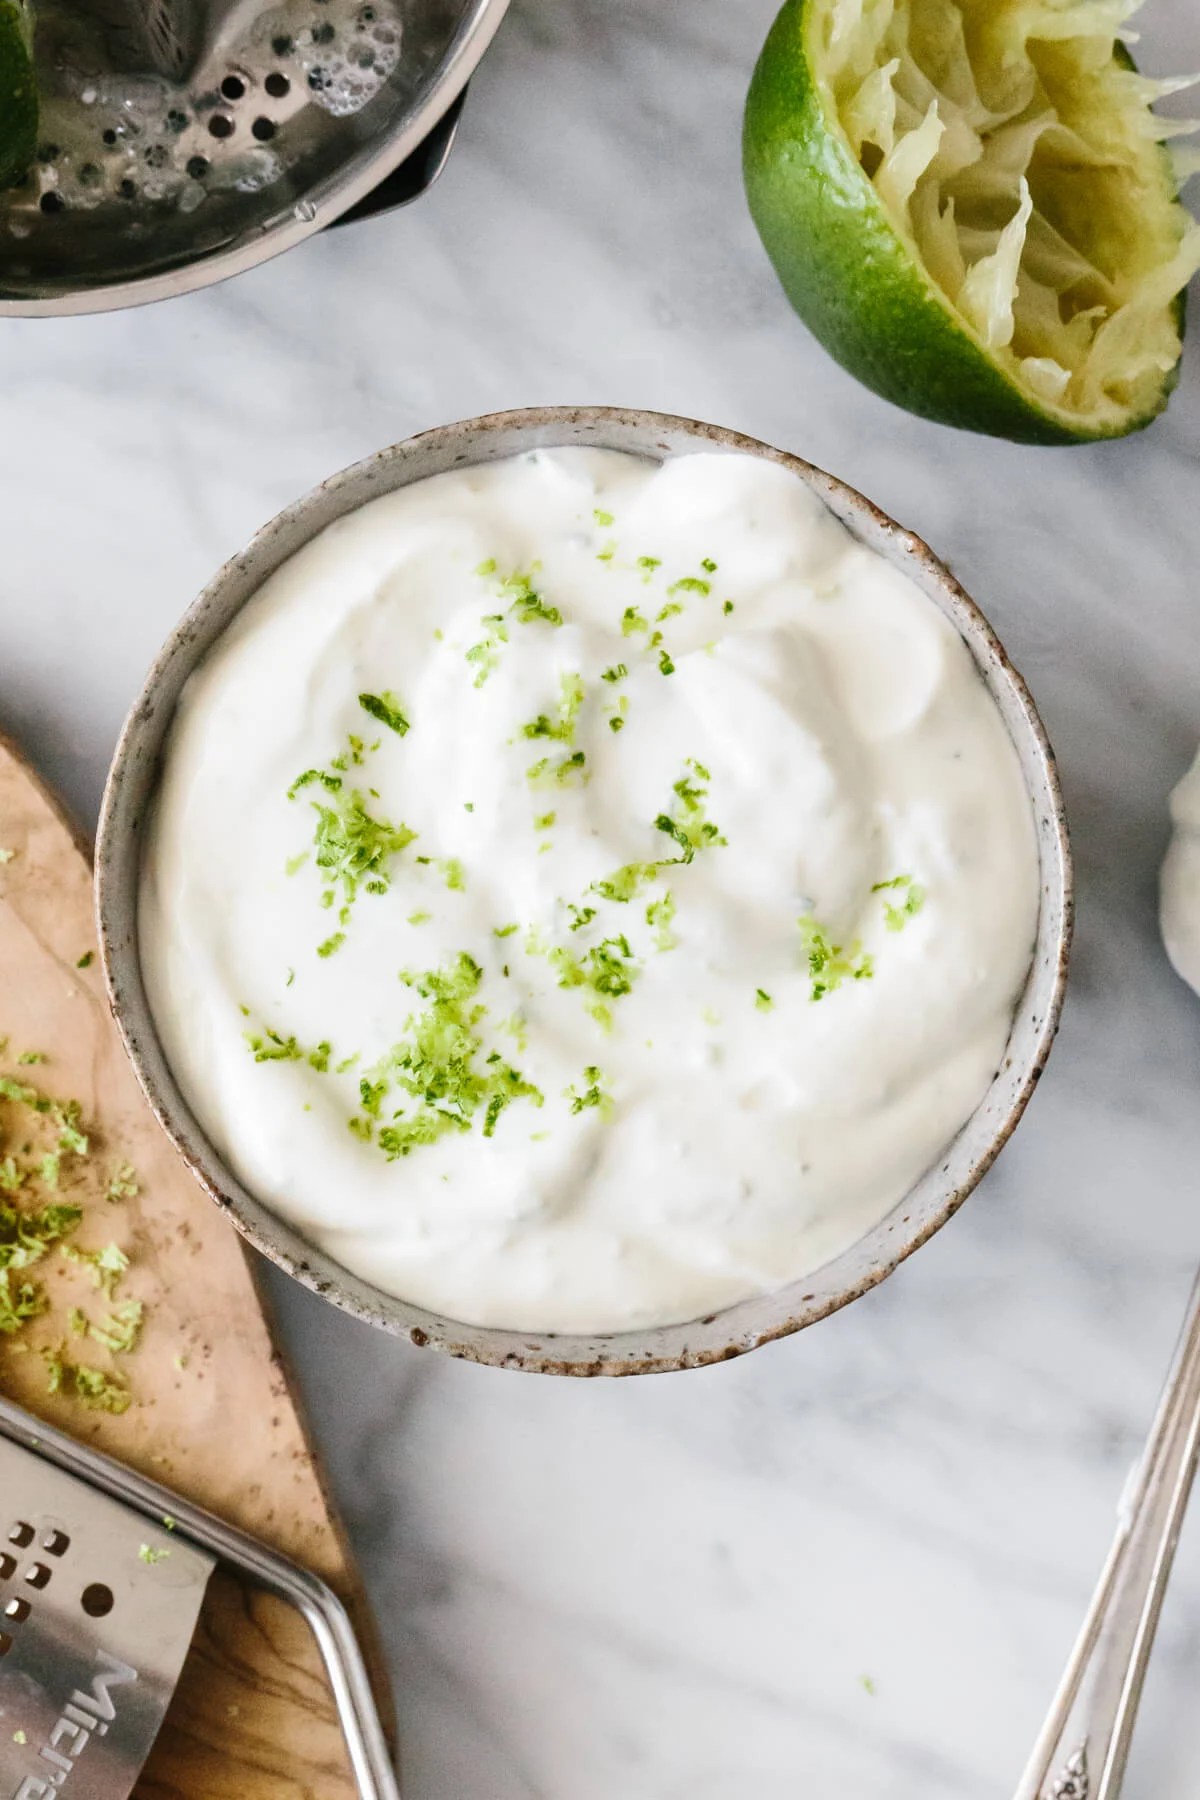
left=0, top=0, right=508, bottom=315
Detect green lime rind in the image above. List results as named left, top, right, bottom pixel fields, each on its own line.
left=742, top=0, right=1186, bottom=446
left=0, top=0, right=36, bottom=191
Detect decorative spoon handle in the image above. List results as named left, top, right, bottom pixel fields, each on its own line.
left=1014, top=1269, right=1200, bottom=1800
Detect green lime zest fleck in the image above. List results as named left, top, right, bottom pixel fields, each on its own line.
left=636, top=556, right=661, bottom=577
left=566, top=1066, right=613, bottom=1118
left=104, top=1162, right=138, bottom=1205
left=534, top=811, right=556, bottom=832
left=656, top=601, right=683, bottom=623
left=701, top=558, right=718, bottom=574
left=528, top=748, right=587, bottom=788
left=493, top=922, right=519, bottom=939
left=287, top=768, right=342, bottom=799
left=658, top=649, right=675, bottom=676
left=466, top=612, right=509, bottom=685
left=60, top=1241, right=129, bottom=1299
left=17, top=1051, right=45, bottom=1065
left=645, top=890, right=677, bottom=952
left=139, top=1544, right=171, bottom=1565
left=42, top=1350, right=131, bottom=1414
left=0, top=1269, right=46, bottom=1335
left=527, top=929, right=640, bottom=1023
left=76, top=951, right=94, bottom=970
left=590, top=861, right=657, bottom=904
left=358, top=691, right=410, bottom=737
left=522, top=672, right=586, bottom=745
left=621, top=606, right=649, bottom=637
left=441, top=858, right=467, bottom=892
left=593, top=509, right=614, bottom=528
left=669, top=576, right=710, bottom=598
left=601, top=663, right=627, bottom=684
left=872, top=874, right=926, bottom=931
left=317, top=932, right=346, bottom=959
left=755, top=988, right=774, bottom=1011
left=0, top=1195, right=82, bottom=1275
left=348, top=953, right=543, bottom=1157
left=88, top=1299, right=143, bottom=1356
left=244, top=1025, right=303, bottom=1062
left=408, top=910, right=432, bottom=926
left=475, top=558, right=498, bottom=577
left=589, top=756, right=727, bottom=899
left=496, top=567, right=562, bottom=628
left=723, top=600, right=735, bottom=615
left=798, top=915, right=874, bottom=1002
left=292, top=776, right=417, bottom=926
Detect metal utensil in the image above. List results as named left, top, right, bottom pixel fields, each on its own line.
left=0, top=0, right=508, bottom=316
left=95, top=405, right=1073, bottom=1377
left=0, top=1391, right=399, bottom=1800
left=1015, top=1269, right=1200, bottom=1800
left=72, top=0, right=227, bottom=78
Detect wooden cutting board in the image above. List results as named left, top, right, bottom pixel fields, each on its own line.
left=0, top=733, right=396, bottom=1798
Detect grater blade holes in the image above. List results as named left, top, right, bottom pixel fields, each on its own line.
left=24, top=1562, right=51, bottom=1590
left=3, top=1597, right=31, bottom=1623
left=80, top=1583, right=114, bottom=1618
left=0, top=1552, right=16, bottom=1580
left=0, top=1631, right=12, bottom=1658
left=42, top=1529, right=69, bottom=1557
left=8, top=1522, right=35, bottom=1549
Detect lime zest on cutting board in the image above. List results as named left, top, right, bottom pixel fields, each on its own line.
left=0, top=1043, right=146, bottom=1414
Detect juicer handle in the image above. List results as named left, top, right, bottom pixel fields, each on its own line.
left=1013, top=1266, right=1200, bottom=1800
left=333, top=91, right=467, bottom=227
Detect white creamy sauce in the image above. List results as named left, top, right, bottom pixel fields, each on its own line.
left=140, top=448, right=1040, bottom=1333
left=1161, top=746, right=1200, bottom=997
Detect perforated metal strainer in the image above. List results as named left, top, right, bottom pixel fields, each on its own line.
left=0, top=0, right=507, bottom=315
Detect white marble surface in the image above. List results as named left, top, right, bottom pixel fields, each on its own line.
left=4, top=1, right=1200, bottom=1793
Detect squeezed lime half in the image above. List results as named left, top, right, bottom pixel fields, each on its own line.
left=744, top=0, right=1200, bottom=443
left=0, top=0, right=35, bottom=189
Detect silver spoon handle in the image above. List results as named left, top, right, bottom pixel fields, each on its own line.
left=1014, top=1269, right=1200, bottom=1800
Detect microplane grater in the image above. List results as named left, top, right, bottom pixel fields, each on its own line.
left=0, top=1394, right=400, bottom=1800
left=0, top=1437, right=212, bottom=1800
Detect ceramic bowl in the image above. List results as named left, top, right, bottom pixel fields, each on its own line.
left=96, top=407, right=1072, bottom=1374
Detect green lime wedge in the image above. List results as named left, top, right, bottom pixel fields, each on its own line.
left=744, top=0, right=1200, bottom=443
left=0, top=0, right=35, bottom=189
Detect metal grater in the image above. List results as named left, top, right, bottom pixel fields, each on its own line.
left=0, top=1442, right=212, bottom=1799
left=0, top=0, right=508, bottom=316
left=0, top=1394, right=400, bottom=1800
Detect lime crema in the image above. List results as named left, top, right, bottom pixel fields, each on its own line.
left=139, top=448, right=1040, bottom=1333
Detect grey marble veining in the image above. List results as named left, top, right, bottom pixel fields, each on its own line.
left=3, top=0, right=1200, bottom=1793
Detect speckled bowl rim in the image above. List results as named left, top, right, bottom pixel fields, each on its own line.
left=96, top=406, right=1073, bottom=1376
